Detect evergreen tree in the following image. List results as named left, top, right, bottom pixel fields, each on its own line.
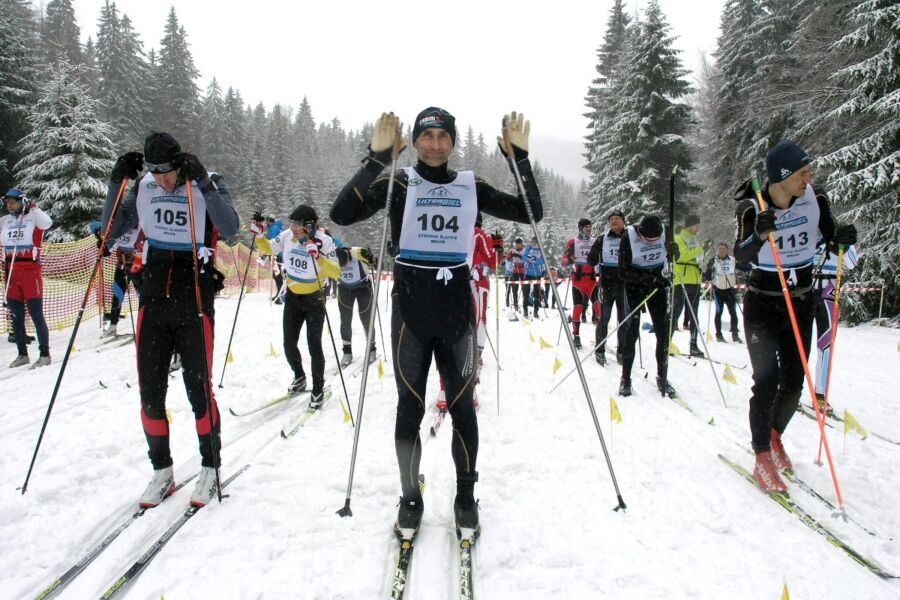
left=41, top=0, right=83, bottom=67
left=82, top=37, right=100, bottom=96
left=221, top=86, right=247, bottom=208
left=601, top=0, right=694, bottom=220
left=266, top=103, right=295, bottom=215
left=154, top=8, right=200, bottom=148
left=583, top=0, right=631, bottom=222
left=0, top=0, right=40, bottom=190
left=96, top=3, right=150, bottom=149
left=14, top=58, right=116, bottom=241
left=294, top=96, right=318, bottom=179
left=199, top=77, right=227, bottom=172
left=818, top=0, right=900, bottom=319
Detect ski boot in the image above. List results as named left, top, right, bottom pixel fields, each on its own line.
left=618, top=377, right=632, bottom=397
left=288, top=375, right=307, bottom=394
left=454, top=497, right=481, bottom=542
left=573, top=334, right=582, bottom=349
left=9, top=354, right=29, bottom=368
left=732, top=332, right=743, bottom=344
left=715, top=332, right=726, bottom=343
left=138, top=466, right=175, bottom=508
left=309, top=391, right=325, bottom=410
left=435, top=390, right=447, bottom=412
left=101, top=322, right=118, bottom=339
left=30, top=354, right=51, bottom=370
left=689, top=344, right=705, bottom=358
left=814, top=393, right=834, bottom=418
left=753, top=452, right=787, bottom=492
left=339, top=352, right=353, bottom=368
left=190, top=466, right=219, bottom=507
left=656, top=376, right=676, bottom=398
left=594, top=350, right=606, bottom=366
left=770, top=429, right=793, bottom=472
left=395, top=494, right=424, bottom=540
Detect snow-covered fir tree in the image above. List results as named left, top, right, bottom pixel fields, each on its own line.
left=13, top=59, right=116, bottom=242
left=41, top=0, right=83, bottom=69
left=199, top=77, right=228, bottom=173
left=152, top=8, right=200, bottom=148
left=0, top=0, right=41, bottom=190
left=818, top=0, right=900, bottom=320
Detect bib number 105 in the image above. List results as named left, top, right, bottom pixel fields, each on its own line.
left=417, top=213, right=459, bottom=233
left=153, top=208, right=188, bottom=227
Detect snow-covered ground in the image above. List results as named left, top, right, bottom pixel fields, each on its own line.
left=1, top=289, right=898, bottom=599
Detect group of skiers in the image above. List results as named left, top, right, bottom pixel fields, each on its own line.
left=1, top=105, right=859, bottom=545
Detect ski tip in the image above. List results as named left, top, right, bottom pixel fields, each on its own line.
left=228, top=408, right=239, bottom=416
left=279, top=430, right=288, bottom=439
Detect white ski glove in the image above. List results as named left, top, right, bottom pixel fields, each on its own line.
left=497, top=111, right=530, bottom=157
left=371, top=112, right=406, bottom=157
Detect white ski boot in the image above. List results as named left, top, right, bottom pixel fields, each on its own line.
left=9, top=354, right=29, bottom=368
left=29, top=355, right=51, bottom=369
left=138, top=466, right=175, bottom=508
left=101, top=323, right=118, bottom=339
left=190, top=466, right=219, bottom=507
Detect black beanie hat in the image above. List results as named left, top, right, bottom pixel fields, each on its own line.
left=143, top=132, right=182, bottom=167
left=639, top=215, right=663, bottom=238
left=684, top=214, right=700, bottom=228
left=578, top=218, right=592, bottom=229
left=412, top=107, right=456, bottom=146
left=289, top=205, right=318, bottom=230
left=608, top=209, right=625, bottom=220
left=766, top=140, right=810, bottom=184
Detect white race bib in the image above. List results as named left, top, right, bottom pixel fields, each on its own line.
left=136, top=174, right=206, bottom=251
left=627, top=225, right=666, bottom=270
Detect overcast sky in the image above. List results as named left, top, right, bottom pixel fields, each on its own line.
left=71, top=0, right=722, bottom=177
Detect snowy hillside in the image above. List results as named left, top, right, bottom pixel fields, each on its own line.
left=1, top=290, right=898, bottom=599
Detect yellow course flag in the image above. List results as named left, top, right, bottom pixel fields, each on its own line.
left=706, top=332, right=713, bottom=343
left=610, top=397, right=623, bottom=423
left=339, top=397, right=352, bottom=423
left=226, top=351, right=235, bottom=364
left=668, top=341, right=681, bottom=356
left=844, top=410, right=868, bottom=439
left=553, top=357, right=562, bottom=374
left=166, top=408, right=173, bottom=423
left=539, top=337, right=553, bottom=350
left=781, top=583, right=790, bottom=600
left=529, top=331, right=535, bottom=344
left=270, top=342, right=278, bottom=357
left=722, top=364, right=738, bottom=385
left=378, top=359, right=385, bottom=380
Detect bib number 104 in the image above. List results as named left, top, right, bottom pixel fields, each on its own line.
left=417, top=213, right=459, bottom=233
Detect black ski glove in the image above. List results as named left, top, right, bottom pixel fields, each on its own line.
left=335, top=247, right=350, bottom=267
left=359, top=247, right=375, bottom=265
left=832, top=223, right=857, bottom=246
left=754, top=210, right=777, bottom=240
left=667, top=242, right=680, bottom=261
left=111, top=152, right=144, bottom=183
left=179, top=152, right=208, bottom=182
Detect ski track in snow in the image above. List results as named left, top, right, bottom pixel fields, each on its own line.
left=0, top=294, right=897, bottom=599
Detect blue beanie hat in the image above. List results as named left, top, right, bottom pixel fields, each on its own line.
left=766, top=141, right=810, bottom=184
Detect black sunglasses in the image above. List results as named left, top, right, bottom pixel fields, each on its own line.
left=145, top=160, right=177, bottom=174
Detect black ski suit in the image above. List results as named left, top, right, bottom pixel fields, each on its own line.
left=330, top=149, right=542, bottom=504
left=103, top=173, right=239, bottom=469
left=734, top=183, right=836, bottom=453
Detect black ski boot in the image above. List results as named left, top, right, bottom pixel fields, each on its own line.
left=732, top=332, right=743, bottom=343
left=594, top=349, right=606, bottom=366
left=395, top=494, right=424, bottom=540
left=715, top=332, right=726, bottom=343
left=618, top=377, right=632, bottom=397
left=573, top=334, right=582, bottom=349
left=657, top=376, right=676, bottom=398
left=454, top=472, right=480, bottom=541
left=689, top=344, right=705, bottom=358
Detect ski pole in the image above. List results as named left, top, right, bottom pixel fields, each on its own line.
left=663, top=165, right=679, bottom=397
left=817, top=245, right=845, bottom=464
left=184, top=175, right=223, bottom=503
left=554, top=275, right=572, bottom=346
left=679, top=282, right=727, bottom=407
left=308, top=251, right=354, bottom=426
left=20, top=179, right=130, bottom=494
left=504, top=126, right=626, bottom=511
left=338, top=131, right=405, bottom=518
left=750, top=177, right=845, bottom=511
left=126, top=279, right=136, bottom=337
left=550, top=287, right=658, bottom=393
left=495, top=252, right=501, bottom=416
left=2, top=212, right=25, bottom=307
left=218, top=232, right=257, bottom=388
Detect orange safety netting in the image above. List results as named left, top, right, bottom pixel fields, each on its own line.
left=3, top=237, right=274, bottom=334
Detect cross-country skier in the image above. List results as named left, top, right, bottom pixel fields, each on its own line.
left=811, top=240, right=857, bottom=414
left=562, top=218, right=598, bottom=348
left=257, top=205, right=339, bottom=401
left=705, top=242, right=742, bottom=343
left=733, top=140, right=856, bottom=492
left=90, top=220, right=143, bottom=338
left=102, top=132, right=239, bottom=508
left=618, top=215, right=677, bottom=397
left=506, top=237, right=526, bottom=313
left=330, top=107, right=543, bottom=537
left=672, top=214, right=710, bottom=357
left=587, top=210, right=628, bottom=365
left=1, top=188, right=52, bottom=369
left=335, top=244, right=377, bottom=367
